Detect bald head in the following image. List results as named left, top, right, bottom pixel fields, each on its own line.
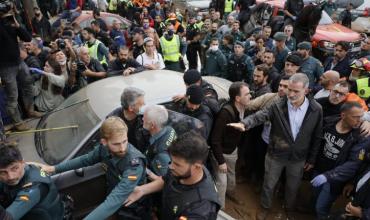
left=320, top=70, right=340, bottom=89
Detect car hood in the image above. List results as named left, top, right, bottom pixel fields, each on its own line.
left=187, top=1, right=210, bottom=8
left=313, top=23, right=362, bottom=42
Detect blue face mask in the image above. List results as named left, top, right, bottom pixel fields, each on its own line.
left=143, top=23, right=149, bottom=29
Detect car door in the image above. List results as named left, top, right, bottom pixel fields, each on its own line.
left=52, top=125, right=107, bottom=219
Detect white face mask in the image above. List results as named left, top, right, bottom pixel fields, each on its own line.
left=58, top=57, right=67, bottom=66
left=249, top=41, right=256, bottom=47
left=210, top=45, right=218, bottom=51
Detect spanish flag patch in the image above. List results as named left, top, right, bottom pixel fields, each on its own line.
left=128, top=175, right=137, bottom=181
left=19, top=195, right=30, bottom=202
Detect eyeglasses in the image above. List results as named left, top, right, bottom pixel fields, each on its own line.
left=332, top=90, right=347, bottom=97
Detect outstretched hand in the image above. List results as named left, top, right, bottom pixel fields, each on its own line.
left=124, top=186, right=144, bottom=207
left=27, top=162, right=55, bottom=174
left=227, top=123, right=246, bottom=132
left=29, top=68, right=44, bottom=75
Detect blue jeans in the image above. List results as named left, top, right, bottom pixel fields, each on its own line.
left=313, top=182, right=339, bottom=219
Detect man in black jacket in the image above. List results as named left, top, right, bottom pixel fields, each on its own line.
left=229, top=73, right=323, bottom=220
left=107, top=46, right=144, bottom=76
left=31, top=7, right=51, bottom=44
left=107, top=87, right=150, bottom=154
left=311, top=102, right=365, bottom=219
left=0, top=11, right=41, bottom=131
left=210, top=81, right=251, bottom=207
left=173, top=85, right=213, bottom=139
left=324, top=41, right=352, bottom=78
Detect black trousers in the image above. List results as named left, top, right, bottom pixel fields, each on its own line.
left=186, top=43, right=200, bottom=70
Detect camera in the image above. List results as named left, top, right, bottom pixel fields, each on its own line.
left=0, top=0, right=12, bottom=15
left=56, top=39, right=66, bottom=50
left=76, top=61, right=87, bottom=72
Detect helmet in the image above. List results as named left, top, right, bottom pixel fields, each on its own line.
left=168, top=13, right=177, bottom=20
left=350, top=59, right=366, bottom=70
left=362, top=57, right=370, bottom=72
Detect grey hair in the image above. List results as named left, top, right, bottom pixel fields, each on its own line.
left=77, top=46, right=88, bottom=56
left=120, top=87, right=145, bottom=110
left=289, top=73, right=309, bottom=89
left=145, top=105, right=168, bottom=129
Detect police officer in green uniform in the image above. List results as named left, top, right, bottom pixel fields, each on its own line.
left=225, top=20, right=246, bottom=43
left=297, top=41, right=324, bottom=88
left=272, top=32, right=291, bottom=72
left=143, top=105, right=177, bottom=176
left=124, top=130, right=221, bottom=220
left=227, top=41, right=255, bottom=84
left=203, top=38, right=228, bottom=78
left=0, top=144, right=64, bottom=220
left=35, top=117, right=149, bottom=220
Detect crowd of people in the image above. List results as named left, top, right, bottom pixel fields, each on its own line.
left=1, top=0, right=370, bottom=219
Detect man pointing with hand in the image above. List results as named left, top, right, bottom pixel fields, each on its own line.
left=228, top=73, right=323, bottom=220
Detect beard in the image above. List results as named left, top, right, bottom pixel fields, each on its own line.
left=171, top=167, right=192, bottom=180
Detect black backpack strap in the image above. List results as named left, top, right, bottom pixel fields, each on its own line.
left=222, top=103, right=236, bottom=121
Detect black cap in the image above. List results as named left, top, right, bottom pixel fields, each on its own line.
left=186, top=85, right=204, bottom=105
left=183, top=69, right=201, bottom=85
left=286, top=52, right=303, bottom=66
left=131, top=27, right=145, bottom=35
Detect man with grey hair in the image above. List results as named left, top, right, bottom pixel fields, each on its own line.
left=73, top=46, right=106, bottom=84
left=143, top=105, right=177, bottom=176
left=229, top=73, right=323, bottom=220
left=107, top=87, right=150, bottom=153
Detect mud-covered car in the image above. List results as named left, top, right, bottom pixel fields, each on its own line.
left=10, top=70, right=233, bottom=219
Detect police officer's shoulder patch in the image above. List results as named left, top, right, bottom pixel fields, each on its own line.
left=19, top=195, right=30, bottom=202
left=359, top=149, right=365, bottom=160
left=130, top=158, right=141, bottom=167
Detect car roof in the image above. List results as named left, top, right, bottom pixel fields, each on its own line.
left=86, top=70, right=186, bottom=119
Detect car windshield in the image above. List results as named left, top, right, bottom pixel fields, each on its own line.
left=36, top=91, right=101, bottom=165
left=37, top=91, right=206, bottom=164
left=319, top=11, right=333, bottom=25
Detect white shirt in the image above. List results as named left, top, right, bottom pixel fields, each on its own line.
left=136, top=52, right=165, bottom=70
left=287, top=97, right=309, bottom=140
left=314, top=89, right=330, bottom=99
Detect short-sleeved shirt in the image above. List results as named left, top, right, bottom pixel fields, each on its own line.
left=316, top=125, right=351, bottom=172
left=136, top=52, right=165, bottom=69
